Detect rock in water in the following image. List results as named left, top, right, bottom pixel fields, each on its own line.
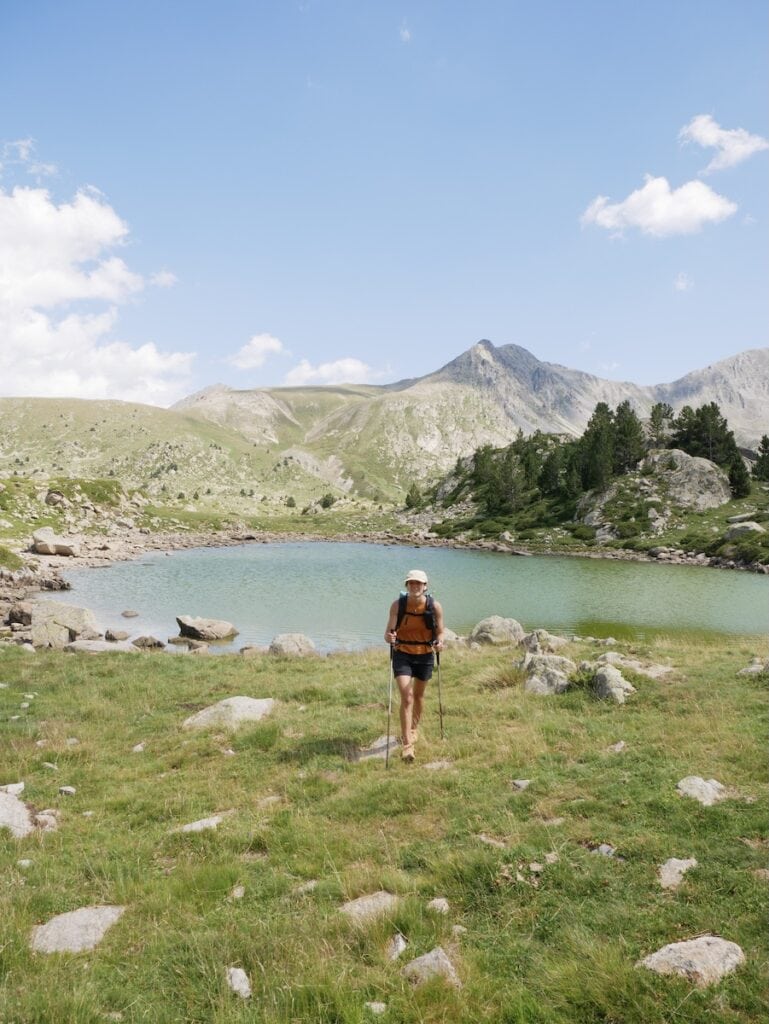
left=176, top=615, right=238, bottom=641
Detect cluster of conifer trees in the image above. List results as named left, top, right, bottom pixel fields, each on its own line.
left=465, top=400, right=754, bottom=518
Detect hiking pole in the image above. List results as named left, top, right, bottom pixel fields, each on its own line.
left=436, top=649, right=445, bottom=740
left=385, top=645, right=394, bottom=770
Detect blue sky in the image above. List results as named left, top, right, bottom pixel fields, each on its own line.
left=1, top=0, right=767, bottom=405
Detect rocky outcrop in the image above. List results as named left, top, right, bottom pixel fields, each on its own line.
left=31, top=527, right=81, bottom=557
left=641, top=450, right=732, bottom=511
left=31, top=601, right=100, bottom=649
left=522, top=652, right=577, bottom=695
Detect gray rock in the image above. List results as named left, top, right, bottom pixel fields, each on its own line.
left=725, top=521, right=766, bottom=540
left=0, top=781, right=24, bottom=796
left=58, top=786, right=77, bottom=796
left=737, top=658, right=769, bottom=677
left=364, top=1002, right=387, bottom=1016
left=676, top=776, right=729, bottom=806
left=65, top=640, right=137, bottom=654
left=9, top=602, right=33, bottom=626
left=31, top=527, right=80, bottom=557
left=520, top=629, right=568, bottom=653
left=423, top=759, right=453, bottom=770
left=121, top=610, right=139, bottom=618
left=726, top=512, right=756, bottom=523
left=131, top=635, right=165, bottom=649
left=340, top=891, right=401, bottom=923
left=226, top=967, right=251, bottom=998
left=387, top=932, right=408, bottom=959
left=427, top=897, right=450, bottom=914
left=176, top=813, right=230, bottom=833
left=31, top=601, right=100, bottom=649
left=658, top=857, right=698, bottom=890
left=402, top=946, right=461, bottom=988
left=637, top=935, right=744, bottom=987
left=30, top=905, right=126, bottom=953
left=640, top=450, right=732, bottom=510
left=105, top=629, right=129, bottom=642
left=512, top=779, right=531, bottom=790
left=0, top=790, right=34, bottom=838
left=593, top=665, right=636, bottom=704
left=522, top=653, right=576, bottom=696
left=176, top=615, right=238, bottom=641
left=469, top=616, right=525, bottom=646
left=268, top=633, right=316, bottom=656
left=34, top=809, right=59, bottom=831
left=596, top=651, right=673, bottom=679
left=183, top=696, right=275, bottom=731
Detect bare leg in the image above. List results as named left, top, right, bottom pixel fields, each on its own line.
left=411, top=679, right=427, bottom=741
left=396, top=674, right=415, bottom=757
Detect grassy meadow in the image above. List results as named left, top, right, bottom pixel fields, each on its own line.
left=0, top=636, right=767, bottom=1023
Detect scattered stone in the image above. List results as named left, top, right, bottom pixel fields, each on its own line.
left=593, top=665, right=636, bottom=704
left=132, top=635, right=165, bottom=649
left=175, top=812, right=232, bottom=833
left=268, top=633, right=316, bottom=656
left=0, top=781, right=24, bottom=796
left=596, top=651, right=673, bottom=679
left=257, top=795, right=282, bottom=809
left=58, top=786, right=77, bottom=796
left=42, top=762, right=57, bottom=770
left=637, top=935, right=744, bottom=987
left=423, top=759, right=452, bottom=770
left=65, top=738, right=79, bottom=746
left=658, top=857, right=698, bottom=890
left=353, top=734, right=400, bottom=761
left=520, top=629, right=569, bottom=653
left=121, top=610, right=139, bottom=618
left=81, top=811, right=94, bottom=818
left=737, top=657, right=769, bottom=677
left=541, top=817, right=566, bottom=827
left=529, top=862, right=544, bottom=874
left=512, top=778, right=531, bottom=791
left=182, top=696, right=275, bottom=731
left=65, top=640, right=137, bottom=654
left=105, top=629, right=129, bottom=642
left=477, top=833, right=506, bottom=849
left=30, top=905, right=126, bottom=953
left=225, top=967, right=251, bottom=999
left=427, top=897, right=450, bottom=914
left=364, top=1002, right=387, bottom=1016
left=752, top=868, right=769, bottom=881
left=607, top=740, right=626, bottom=753
left=0, top=790, right=34, bottom=838
left=402, top=947, right=461, bottom=988
left=452, top=925, right=468, bottom=937
left=132, top=742, right=145, bottom=753
left=544, top=852, right=559, bottom=865
left=34, top=809, right=59, bottom=831
left=726, top=522, right=766, bottom=540
left=469, top=616, right=525, bottom=646
left=17, top=859, right=33, bottom=869
left=340, top=891, right=401, bottom=923
left=176, top=615, right=238, bottom=641
left=676, top=776, right=729, bottom=807
left=294, top=879, right=318, bottom=895
left=387, top=932, right=408, bottom=960
left=594, top=843, right=618, bottom=857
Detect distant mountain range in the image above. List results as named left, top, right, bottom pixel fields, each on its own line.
left=1, top=342, right=767, bottom=502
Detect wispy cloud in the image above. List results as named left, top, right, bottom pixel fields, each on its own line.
left=150, top=270, right=178, bottom=288
left=399, top=21, right=411, bottom=43
left=1, top=138, right=57, bottom=180
left=674, top=271, right=693, bottom=292
left=0, top=180, right=191, bottom=405
left=680, top=114, right=769, bottom=174
left=581, top=174, right=736, bottom=237
left=228, top=333, right=285, bottom=370
left=284, top=357, right=381, bottom=386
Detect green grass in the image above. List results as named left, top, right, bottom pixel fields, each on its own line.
left=0, top=635, right=766, bottom=1022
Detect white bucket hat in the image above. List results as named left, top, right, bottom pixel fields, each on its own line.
left=404, top=569, right=428, bottom=585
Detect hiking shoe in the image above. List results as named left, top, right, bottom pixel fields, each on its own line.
left=410, top=726, right=419, bottom=745
left=401, top=744, right=415, bottom=763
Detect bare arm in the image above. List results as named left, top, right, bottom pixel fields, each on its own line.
left=433, top=600, right=445, bottom=650
left=384, top=599, right=399, bottom=644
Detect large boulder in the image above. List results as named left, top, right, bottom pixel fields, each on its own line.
left=182, top=696, right=275, bottom=731
left=268, top=633, right=316, bottom=656
left=31, top=601, right=100, bottom=649
left=593, top=664, right=636, bottom=704
left=31, top=528, right=81, bottom=557
left=469, top=616, right=525, bottom=646
left=725, top=521, right=766, bottom=540
left=641, top=450, right=732, bottom=510
left=522, top=652, right=577, bottom=696
left=176, top=615, right=238, bottom=641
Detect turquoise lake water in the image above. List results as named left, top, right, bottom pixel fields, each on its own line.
left=49, top=541, right=768, bottom=652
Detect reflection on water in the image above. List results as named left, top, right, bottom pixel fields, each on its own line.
left=49, top=541, right=768, bottom=653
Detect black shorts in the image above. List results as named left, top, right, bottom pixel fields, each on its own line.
left=392, top=650, right=434, bottom=682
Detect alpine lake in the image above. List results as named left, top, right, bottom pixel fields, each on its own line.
left=48, top=540, right=768, bottom=652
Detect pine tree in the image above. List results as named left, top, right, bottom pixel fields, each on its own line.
left=613, top=400, right=645, bottom=474
left=405, top=482, right=422, bottom=508
left=580, top=402, right=614, bottom=491
left=752, top=435, right=769, bottom=481
left=729, top=456, right=751, bottom=498
left=648, top=402, right=674, bottom=448
left=538, top=447, right=562, bottom=496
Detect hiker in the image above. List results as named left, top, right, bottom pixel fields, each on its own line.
left=384, top=569, right=445, bottom=763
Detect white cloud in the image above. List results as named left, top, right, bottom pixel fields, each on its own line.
left=284, top=357, right=379, bottom=386
left=674, top=271, right=693, bottom=292
left=680, top=114, right=769, bottom=173
left=581, top=174, right=737, bottom=237
left=399, top=22, right=412, bottom=43
left=228, top=333, right=285, bottom=370
left=0, top=183, right=191, bottom=405
left=150, top=270, right=178, bottom=288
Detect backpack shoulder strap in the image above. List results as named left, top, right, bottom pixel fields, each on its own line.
left=395, top=592, right=408, bottom=630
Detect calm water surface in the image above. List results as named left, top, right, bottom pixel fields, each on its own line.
left=50, top=541, right=768, bottom=652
